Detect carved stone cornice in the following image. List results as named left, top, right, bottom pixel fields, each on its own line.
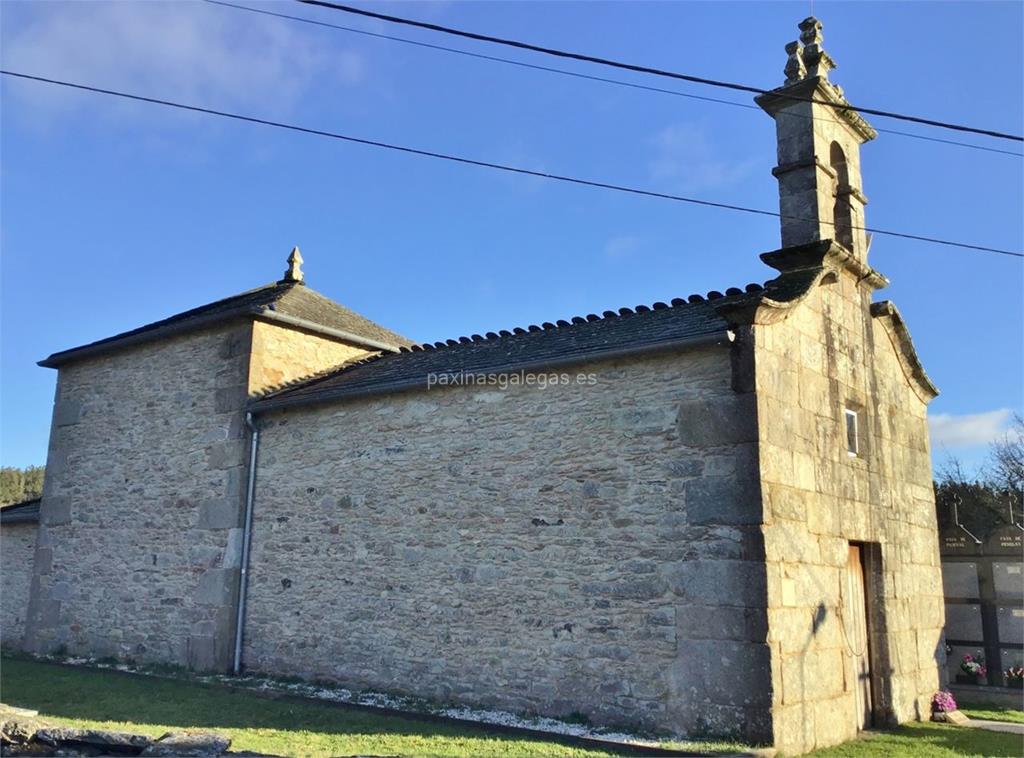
left=871, top=301, right=940, bottom=402
left=760, top=239, right=888, bottom=290
left=756, top=76, right=878, bottom=143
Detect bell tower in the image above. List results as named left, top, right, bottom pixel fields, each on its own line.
left=757, top=17, right=877, bottom=262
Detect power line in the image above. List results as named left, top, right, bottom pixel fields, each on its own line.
left=2, top=70, right=1020, bottom=259
left=204, top=0, right=1021, bottom=159
left=297, top=0, right=1024, bottom=144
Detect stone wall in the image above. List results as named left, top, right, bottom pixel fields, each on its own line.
left=24, top=324, right=255, bottom=669
left=754, top=272, right=942, bottom=753
left=24, top=318, right=377, bottom=671
left=1, top=522, right=37, bottom=648
left=243, top=345, right=774, bottom=741
left=248, top=321, right=371, bottom=396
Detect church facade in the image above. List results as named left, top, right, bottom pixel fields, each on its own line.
left=3, top=19, right=945, bottom=754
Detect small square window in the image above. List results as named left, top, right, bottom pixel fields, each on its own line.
left=845, top=409, right=859, bottom=456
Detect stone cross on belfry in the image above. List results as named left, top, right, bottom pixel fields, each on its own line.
left=283, top=246, right=304, bottom=284
left=783, top=17, right=837, bottom=85
left=798, top=17, right=836, bottom=81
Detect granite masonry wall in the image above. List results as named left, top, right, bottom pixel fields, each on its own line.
left=248, top=321, right=370, bottom=396
left=24, top=324, right=256, bottom=669
left=754, top=272, right=942, bottom=753
left=243, top=344, right=775, bottom=741
left=23, top=318, right=374, bottom=670
left=1, top=522, right=37, bottom=648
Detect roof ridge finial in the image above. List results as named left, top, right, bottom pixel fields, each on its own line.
left=283, top=246, right=304, bottom=284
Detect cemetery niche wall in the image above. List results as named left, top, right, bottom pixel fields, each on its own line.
left=940, top=512, right=1024, bottom=689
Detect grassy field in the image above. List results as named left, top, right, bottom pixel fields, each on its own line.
left=0, top=657, right=738, bottom=757
left=1, top=656, right=1021, bottom=758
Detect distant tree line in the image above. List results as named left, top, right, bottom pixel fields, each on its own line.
left=0, top=465, right=45, bottom=506
left=935, top=413, right=1023, bottom=540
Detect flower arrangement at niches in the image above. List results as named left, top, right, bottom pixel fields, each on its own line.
left=1006, top=666, right=1024, bottom=685
left=960, top=653, right=987, bottom=677
left=931, top=690, right=958, bottom=714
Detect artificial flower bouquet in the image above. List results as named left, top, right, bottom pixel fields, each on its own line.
left=957, top=653, right=987, bottom=684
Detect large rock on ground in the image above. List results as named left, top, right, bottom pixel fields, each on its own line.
left=140, top=732, right=231, bottom=757
left=0, top=704, right=47, bottom=748
left=35, top=727, right=152, bottom=754
left=1, top=704, right=247, bottom=758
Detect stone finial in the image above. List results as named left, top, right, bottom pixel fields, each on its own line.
left=797, top=16, right=835, bottom=81
left=798, top=16, right=824, bottom=47
left=783, top=41, right=807, bottom=85
left=283, top=246, right=304, bottom=283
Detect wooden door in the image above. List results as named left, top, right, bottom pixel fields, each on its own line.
left=846, top=544, right=873, bottom=730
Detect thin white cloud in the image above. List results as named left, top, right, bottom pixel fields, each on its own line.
left=1, top=1, right=364, bottom=126
left=488, top=142, right=548, bottom=193
left=604, top=235, right=642, bottom=260
left=929, top=408, right=1019, bottom=450
left=648, top=123, right=755, bottom=194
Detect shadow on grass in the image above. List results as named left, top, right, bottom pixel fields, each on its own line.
left=0, top=657, right=726, bottom=757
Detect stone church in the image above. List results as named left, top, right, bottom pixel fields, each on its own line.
left=2, top=18, right=945, bottom=754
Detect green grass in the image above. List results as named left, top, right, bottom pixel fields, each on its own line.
left=958, top=701, right=1024, bottom=725
left=4, top=656, right=1020, bottom=758
left=800, top=720, right=1022, bottom=757
left=0, top=657, right=742, bottom=757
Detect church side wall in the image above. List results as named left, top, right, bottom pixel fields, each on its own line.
left=24, top=323, right=255, bottom=670
left=1, top=521, right=38, bottom=649
left=243, top=345, right=774, bottom=741
left=755, top=276, right=942, bottom=753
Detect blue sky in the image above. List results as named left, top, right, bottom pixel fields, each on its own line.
left=1, top=1, right=1021, bottom=474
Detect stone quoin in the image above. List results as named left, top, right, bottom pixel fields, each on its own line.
left=1, top=18, right=944, bottom=755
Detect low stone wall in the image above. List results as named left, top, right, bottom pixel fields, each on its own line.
left=1, top=522, right=37, bottom=649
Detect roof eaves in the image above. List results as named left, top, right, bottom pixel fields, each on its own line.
left=38, top=305, right=259, bottom=369
left=0, top=497, right=41, bottom=524
left=39, top=297, right=407, bottom=370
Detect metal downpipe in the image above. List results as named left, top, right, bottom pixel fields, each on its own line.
left=232, top=411, right=260, bottom=675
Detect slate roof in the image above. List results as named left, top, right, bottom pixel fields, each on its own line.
left=39, top=281, right=411, bottom=368
left=0, top=497, right=41, bottom=524
left=252, top=264, right=826, bottom=412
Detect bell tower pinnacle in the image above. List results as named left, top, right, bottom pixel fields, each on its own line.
left=757, top=17, right=877, bottom=262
